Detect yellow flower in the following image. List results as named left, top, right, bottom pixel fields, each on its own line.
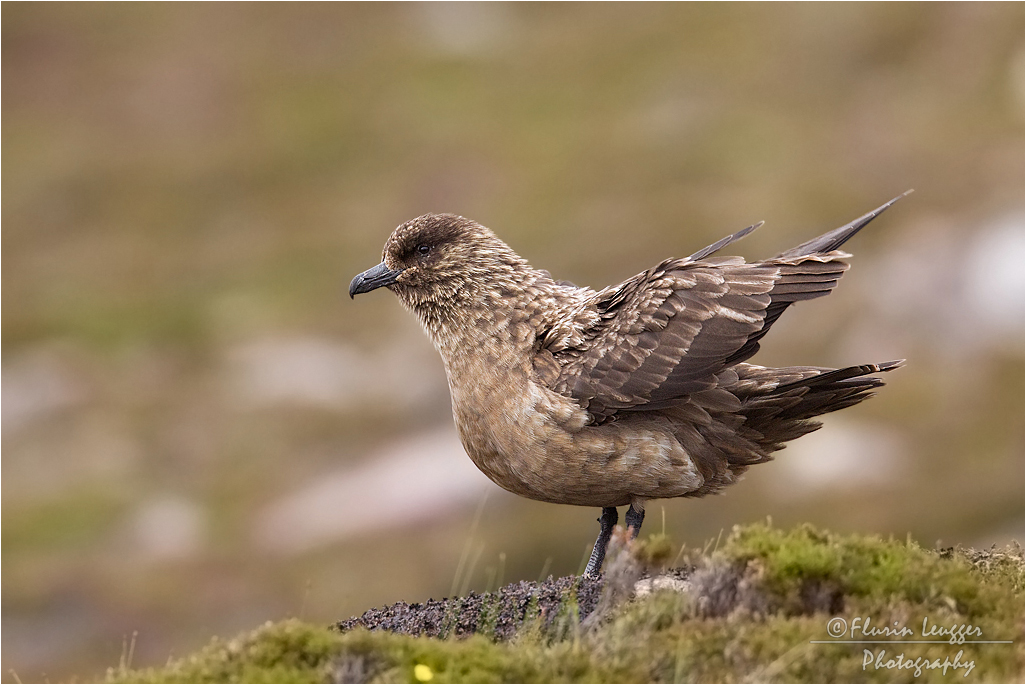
left=414, top=663, right=434, bottom=682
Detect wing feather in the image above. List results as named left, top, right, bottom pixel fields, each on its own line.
left=537, top=253, right=853, bottom=423
left=533, top=195, right=910, bottom=423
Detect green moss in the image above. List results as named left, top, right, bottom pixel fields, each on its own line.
left=109, top=524, right=1024, bottom=683
left=718, top=523, right=1019, bottom=619
left=108, top=620, right=343, bottom=683
left=632, top=532, right=676, bottom=569
left=336, top=628, right=642, bottom=683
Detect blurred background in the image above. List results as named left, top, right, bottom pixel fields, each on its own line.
left=2, top=3, right=1023, bottom=681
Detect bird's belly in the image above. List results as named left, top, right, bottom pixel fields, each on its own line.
left=453, top=385, right=704, bottom=507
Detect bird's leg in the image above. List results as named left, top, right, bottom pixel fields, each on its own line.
left=583, top=507, right=618, bottom=577
left=625, top=503, right=645, bottom=539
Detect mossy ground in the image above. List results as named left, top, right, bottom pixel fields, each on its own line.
left=109, top=524, right=1024, bottom=683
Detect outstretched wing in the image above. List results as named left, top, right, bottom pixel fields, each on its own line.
left=533, top=194, right=910, bottom=423
left=536, top=254, right=850, bottom=423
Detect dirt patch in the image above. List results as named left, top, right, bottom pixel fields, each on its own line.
left=336, top=574, right=608, bottom=641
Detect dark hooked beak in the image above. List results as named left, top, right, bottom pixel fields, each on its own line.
left=349, top=261, right=405, bottom=298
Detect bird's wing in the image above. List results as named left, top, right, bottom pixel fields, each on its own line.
left=534, top=195, right=909, bottom=423
left=535, top=253, right=850, bottom=423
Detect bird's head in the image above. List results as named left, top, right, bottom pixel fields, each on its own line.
left=349, top=213, right=528, bottom=308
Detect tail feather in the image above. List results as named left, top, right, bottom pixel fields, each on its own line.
left=776, top=360, right=905, bottom=392
left=732, top=361, right=904, bottom=451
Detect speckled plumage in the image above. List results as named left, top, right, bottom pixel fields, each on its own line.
left=350, top=195, right=906, bottom=572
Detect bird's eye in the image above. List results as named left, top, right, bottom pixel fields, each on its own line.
left=416, top=244, right=431, bottom=256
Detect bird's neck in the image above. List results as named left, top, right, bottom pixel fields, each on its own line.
left=407, top=270, right=575, bottom=369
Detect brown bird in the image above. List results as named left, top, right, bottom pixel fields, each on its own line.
left=350, top=194, right=907, bottom=576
